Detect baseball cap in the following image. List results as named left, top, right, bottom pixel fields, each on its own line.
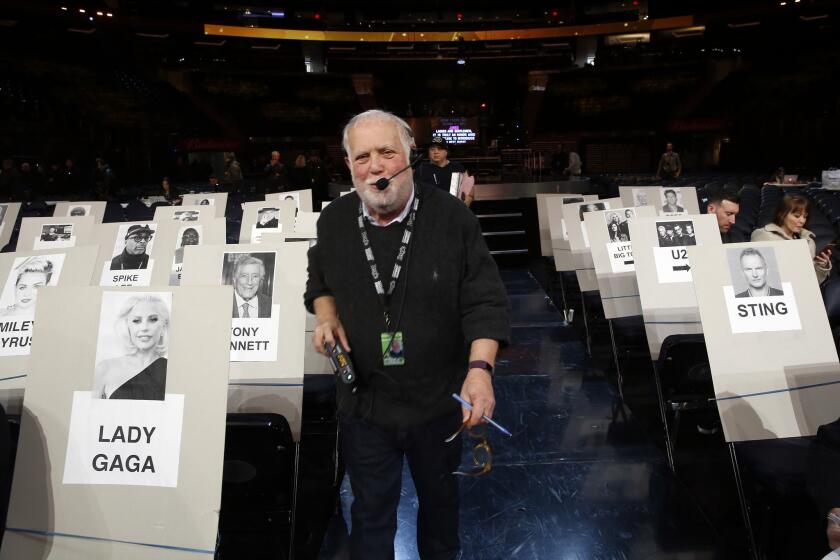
left=125, top=224, right=154, bottom=239
left=428, top=135, right=449, bottom=150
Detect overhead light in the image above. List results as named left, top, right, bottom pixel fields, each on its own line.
left=106, top=12, right=112, bottom=17
left=78, top=8, right=85, bottom=13
left=270, top=11, right=284, bottom=17
left=96, top=11, right=103, bottom=16
left=800, top=14, right=828, bottom=21
left=728, top=21, right=761, bottom=28
left=456, top=58, right=466, bottom=65
left=61, top=6, right=68, bottom=11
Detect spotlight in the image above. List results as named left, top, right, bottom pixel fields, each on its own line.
left=456, top=58, right=466, bottom=65
left=96, top=11, right=103, bottom=16
left=106, top=12, right=112, bottom=17
left=61, top=6, right=68, bottom=11
left=78, top=8, right=85, bottom=13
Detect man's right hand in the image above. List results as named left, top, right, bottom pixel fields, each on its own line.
left=828, top=508, right=840, bottom=550
left=313, top=315, right=351, bottom=355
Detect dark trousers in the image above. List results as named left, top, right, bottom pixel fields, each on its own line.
left=339, top=410, right=463, bottom=560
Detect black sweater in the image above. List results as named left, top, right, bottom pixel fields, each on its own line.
left=305, top=181, right=510, bottom=428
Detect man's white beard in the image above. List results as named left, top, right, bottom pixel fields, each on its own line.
left=355, top=177, right=409, bottom=216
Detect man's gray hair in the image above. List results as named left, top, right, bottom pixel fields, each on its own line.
left=341, top=109, right=415, bottom=158
left=740, top=247, right=766, bottom=267
left=233, top=254, right=266, bottom=279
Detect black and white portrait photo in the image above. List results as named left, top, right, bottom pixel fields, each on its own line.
left=174, top=210, right=200, bottom=222
left=173, top=226, right=201, bottom=266
left=660, top=188, right=686, bottom=214
left=110, top=224, right=156, bottom=270
left=0, top=254, right=65, bottom=318
left=256, top=207, right=280, bottom=229
left=656, top=220, right=696, bottom=247
left=39, top=224, right=73, bottom=243
left=92, top=291, right=171, bottom=401
left=605, top=208, right=635, bottom=242
left=579, top=202, right=606, bottom=221
left=221, top=252, right=276, bottom=319
left=68, top=205, right=90, bottom=217
left=632, top=189, right=650, bottom=207
left=199, top=198, right=213, bottom=206
left=729, top=247, right=785, bottom=298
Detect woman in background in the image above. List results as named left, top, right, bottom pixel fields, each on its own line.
left=92, top=294, right=169, bottom=400
left=751, top=193, right=832, bottom=284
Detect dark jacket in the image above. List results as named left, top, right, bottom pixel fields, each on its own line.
left=305, top=181, right=510, bottom=428
left=232, top=293, right=272, bottom=318
left=735, top=286, right=785, bottom=298
left=110, top=251, right=150, bottom=271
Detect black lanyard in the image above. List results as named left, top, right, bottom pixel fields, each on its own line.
left=358, top=190, right=419, bottom=330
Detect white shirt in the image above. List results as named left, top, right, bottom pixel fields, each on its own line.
left=362, top=186, right=415, bottom=228
left=234, top=290, right=260, bottom=318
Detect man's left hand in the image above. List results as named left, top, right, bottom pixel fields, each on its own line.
left=459, top=369, right=495, bottom=427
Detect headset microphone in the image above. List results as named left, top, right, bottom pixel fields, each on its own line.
left=374, top=153, right=424, bottom=191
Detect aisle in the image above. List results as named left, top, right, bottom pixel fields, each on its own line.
left=323, top=269, right=726, bottom=559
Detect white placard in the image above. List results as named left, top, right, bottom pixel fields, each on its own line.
left=230, top=305, right=280, bottom=362
left=62, top=391, right=184, bottom=487
left=654, top=246, right=693, bottom=283
left=607, top=241, right=635, bottom=273
left=723, top=282, right=802, bottom=333
left=0, top=319, right=34, bottom=357
left=251, top=224, right=282, bottom=244
left=99, top=261, right=154, bottom=287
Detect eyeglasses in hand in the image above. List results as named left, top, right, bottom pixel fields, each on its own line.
left=445, top=421, right=493, bottom=477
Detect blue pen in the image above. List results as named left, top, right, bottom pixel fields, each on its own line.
left=452, top=393, right=512, bottom=437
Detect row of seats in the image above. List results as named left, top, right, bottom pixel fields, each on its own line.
left=542, top=181, right=839, bottom=558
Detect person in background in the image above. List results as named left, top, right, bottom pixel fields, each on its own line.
left=264, top=150, right=287, bottom=193
left=564, top=149, right=582, bottom=177
left=161, top=176, right=180, bottom=203
left=768, top=167, right=786, bottom=185
left=656, top=142, right=682, bottom=181
left=417, top=136, right=468, bottom=196
left=60, top=157, right=80, bottom=195
left=289, top=154, right=311, bottom=189
left=551, top=144, right=569, bottom=179
left=208, top=174, right=220, bottom=191
left=307, top=150, right=329, bottom=206
left=223, top=152, right=243, bottom=192
left=94, top=157, right=115, bottom=198
left=19, top=162, right=43, bottom=200
left=750, top=193, right=832, bottom=284
left=706, top=190, right=741, bottom=243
